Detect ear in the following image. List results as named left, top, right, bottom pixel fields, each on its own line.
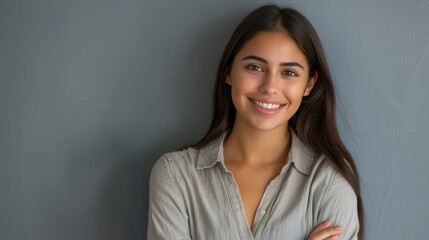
left=303, top=71, right=318, bottom=96
left=225, top=74, right=232, bottom=86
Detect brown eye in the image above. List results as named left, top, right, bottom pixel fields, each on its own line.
left=282, top=70, right=298, bottom=77
left=246, top=64, right=263, bottom=72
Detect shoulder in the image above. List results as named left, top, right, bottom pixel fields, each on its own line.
left=149, top=139, right=224, bottom=204
left=150, top=147, right=200, bottom=178
left=310, top=157, right=357, bottom=203
left=310, top=157, right=359, bottom=238
left=151, top=134, right=226, bottom=178
left=149, top=147, right=201, bottom=198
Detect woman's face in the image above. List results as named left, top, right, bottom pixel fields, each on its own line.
left=226, top=30, right=317, bottom=133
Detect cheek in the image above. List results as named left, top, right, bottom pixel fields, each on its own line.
left=281, top=83, right=308, bottom=103
left=230, top=83, right=248, bottom=107
left=230, top=75, right=257, bottom=94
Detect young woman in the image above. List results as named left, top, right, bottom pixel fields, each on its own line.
left=148, top=5, right=363, bottom=240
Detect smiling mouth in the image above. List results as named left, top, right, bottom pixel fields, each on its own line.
left=254, top=100, right=282, bottom=110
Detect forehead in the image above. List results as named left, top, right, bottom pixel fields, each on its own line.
left=236, top=30, right=308, bottom=65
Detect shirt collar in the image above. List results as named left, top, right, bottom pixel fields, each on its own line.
left=196, top=132, right=228, bottom=170
left=195, top=130, right=315, bottom=175
left=288, top=130, right=315, bottom=175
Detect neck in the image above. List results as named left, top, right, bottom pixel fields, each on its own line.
left=223, top=121, right=291, bottom=165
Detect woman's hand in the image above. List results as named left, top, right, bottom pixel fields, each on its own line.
left=307, top=220, right=343, bottom=240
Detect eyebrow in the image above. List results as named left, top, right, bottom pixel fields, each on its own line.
left=242, top=55, right=305, bottom=70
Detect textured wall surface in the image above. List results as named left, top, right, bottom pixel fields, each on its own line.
left=1, top=0, right=428, bottom=239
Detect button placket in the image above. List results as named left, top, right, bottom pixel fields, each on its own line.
left=224, top=170, right=254, bottom=239
left=252, top=175, right=285, bottom=239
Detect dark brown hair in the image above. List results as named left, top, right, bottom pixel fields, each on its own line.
left=193, top=5, right=364, bottom=239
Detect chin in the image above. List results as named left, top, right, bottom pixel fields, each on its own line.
left=250, top=121, right=287, bottom=132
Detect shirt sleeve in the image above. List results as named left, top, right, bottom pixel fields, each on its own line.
left=317, top=172, right=360, bottom=240
left=147, top=155, right=191, bottom=240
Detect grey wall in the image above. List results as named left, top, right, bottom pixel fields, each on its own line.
left=1, top=0, right=428, bottom=239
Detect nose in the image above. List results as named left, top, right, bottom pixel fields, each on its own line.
left=259, top=72, right=278, bottom=95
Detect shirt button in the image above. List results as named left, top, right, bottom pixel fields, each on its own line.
left=261, top=210, right=266, bottom=215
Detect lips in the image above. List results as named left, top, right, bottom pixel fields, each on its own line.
left=249, top=98, right=286, bottom=114
left=254, top=100, right=281, bottom=109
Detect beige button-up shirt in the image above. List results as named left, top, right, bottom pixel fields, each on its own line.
left=148, top=131, right=359, bottom=239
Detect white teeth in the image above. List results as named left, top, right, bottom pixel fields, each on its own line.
left=255, top=101, right=281, bottom=109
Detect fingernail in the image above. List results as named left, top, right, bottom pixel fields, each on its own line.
left=332, top=236, right=338, bottom=240
left=335, top=226, right=343, bottom=231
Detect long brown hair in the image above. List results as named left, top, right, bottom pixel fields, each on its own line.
left=193, top=5, right=364, bottom=239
